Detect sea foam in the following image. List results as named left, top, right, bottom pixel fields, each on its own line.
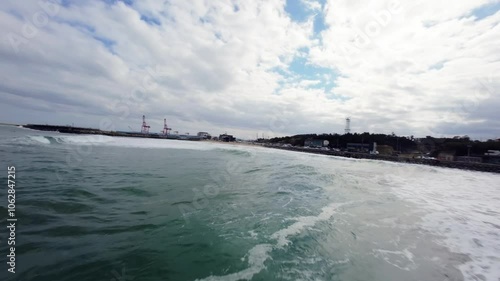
left=386, top=165, right=500, bottom=281
left=196, top=201, right=351, bottom=281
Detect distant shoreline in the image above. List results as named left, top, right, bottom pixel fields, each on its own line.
left=264, top=145, right=500, bottom=174
left=21, top=124, right=203, bottom=141
left=13, top=123, right=500, bottom=174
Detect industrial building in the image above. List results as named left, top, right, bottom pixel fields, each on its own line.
left=219, top=134, right=235, bottom=142
left=197, top=132, right=211, bottom=139
left=304, top=139, right=326, bottom=148
left=455, top=156, right=482, bottom=163
left=346, top=143, right=371, bottom=152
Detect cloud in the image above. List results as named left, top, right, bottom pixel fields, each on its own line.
left=0, top=0, right=499, bottom=139
left=308, top=0, right=500, bottom=138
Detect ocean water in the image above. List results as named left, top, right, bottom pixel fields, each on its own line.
left=0, top=125, right=499, bottom=281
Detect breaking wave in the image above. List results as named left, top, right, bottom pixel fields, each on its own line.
left=11, top=134, right=114, bottom=146
left=7, top=133, right=274, bottom=155
left=196, top=202, right=353, bottom=281
left=9, top=134, right=220, bottom=151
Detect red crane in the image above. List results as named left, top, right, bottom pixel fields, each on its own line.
left=162, top=118, right=171, bottom=135
left=141, top=115, right=150, bottom=134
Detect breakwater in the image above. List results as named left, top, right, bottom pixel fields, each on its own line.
left=23, top=124, right=202, bottom=140
left=266, top=145, right=500, bottom=174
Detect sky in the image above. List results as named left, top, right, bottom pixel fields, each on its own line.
left=1, top=0, right=499, bottom=140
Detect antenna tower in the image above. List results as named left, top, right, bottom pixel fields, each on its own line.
left=345, top=117, right=351, bottom=134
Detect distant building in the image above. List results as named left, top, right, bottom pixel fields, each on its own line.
left=399, top=153, right=421, bottom=159
left=304, top=139, right=325, bottom=148
left=346, top=143, right=370, bottom=152
left=377, top=145, right=394, bottom=155
left=437, top=151, right=455, bottom=161
left=219, top=134, right=235, bottom=142
left=455, top=156, right=482, bottom=163
left=483, top=155, right=500, bottom=165
left=485, top=150, right=500, bottom=156
left=197, top=132, right=211, bottom=139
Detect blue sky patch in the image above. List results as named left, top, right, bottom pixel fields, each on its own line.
left=60, top=0, right=72, bottom=8
left=59, top=20, right=96, bottom=33
left=471, top=2, right=500, bottom=20
left=93, top=36, right=116, bottom=54
left=313, top=12, right=327, bottom=34
left=102, top=0, right=134, bottom=6
left=429, top=61, right=446, bottom=71
left=140, top=14, right=161, bottom=25
left=285, top=0, right=327, bottom=35
left=289, top=56, right=337, bottom=84
left=285, top=0, right=310, bottom=22
left=422, top=20, right=438, bottom=28
left=271, top=54, right=339, bottom=95
left=325, top=92, right=351, bottom=102
left=6, top=9, right=23, bottom=20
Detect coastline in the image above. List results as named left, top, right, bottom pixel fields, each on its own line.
left=21, top=124, right=203, bottom=140
left=17, top=123, right=500, bottom=174
left=262, top=145, right=500, bottom=174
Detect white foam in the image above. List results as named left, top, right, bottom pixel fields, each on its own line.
left=26, top=135, right=51, bottom=144
left=248, top=230, right=258, bottom=239
left=372, top=248, right=417, bottom=271
left=196, top=244, right=272, bottom=281
left=16, top=134, right=114, bottom=146
left=386, top=167, right=500, bottom=281
left=54, top=134, right=114, bottom=144
left=15, top=133, right=275, bottom=154
left=271, top=202, right=349, bottom=247
left=197, top=201, right=352, bottom=281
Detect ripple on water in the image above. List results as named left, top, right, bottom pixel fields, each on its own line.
left=23, top=199, right=95, bottom=214
left=102, top=186, right=154, bottom=197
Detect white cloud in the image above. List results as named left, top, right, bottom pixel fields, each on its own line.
left=301, top=0, right=322, bottom=12
left=0, top=0, right=499, bottom=139
left=309, top=0, right=500, bottom=137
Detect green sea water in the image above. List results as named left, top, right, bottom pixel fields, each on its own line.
left=0, top=125, right=499, bottom=281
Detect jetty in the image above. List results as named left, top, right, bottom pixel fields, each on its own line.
left=22, top=124, right=202, bottom=141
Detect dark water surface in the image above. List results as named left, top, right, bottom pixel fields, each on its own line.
left=0, top=125, right=499, bottom=281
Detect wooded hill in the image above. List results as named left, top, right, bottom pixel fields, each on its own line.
left=266, top=133, right=500, bottom=157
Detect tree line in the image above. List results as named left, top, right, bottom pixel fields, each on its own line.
left=266, top=133, right=500, bottom=156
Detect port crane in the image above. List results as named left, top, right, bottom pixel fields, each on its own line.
left=162, top=119, right=172, bottom=136
left=141, top=115, right=150, bottom=134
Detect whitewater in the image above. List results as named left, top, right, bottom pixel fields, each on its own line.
left=0, top=125, right=499, bottom=281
